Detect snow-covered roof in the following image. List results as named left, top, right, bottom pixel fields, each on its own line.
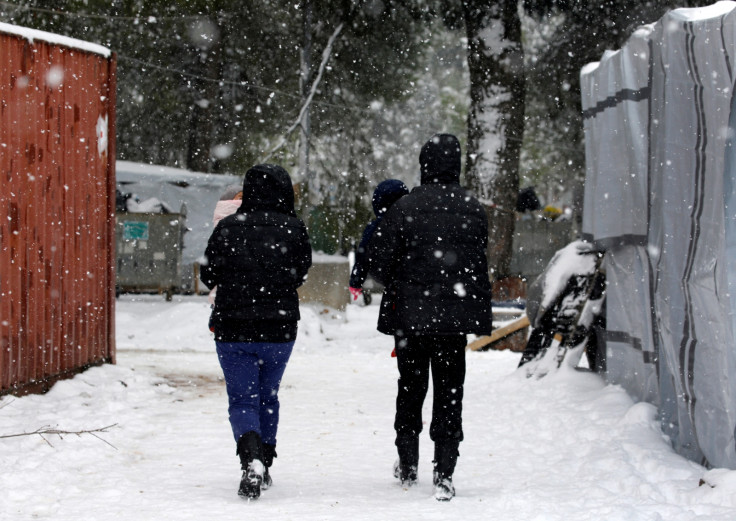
left=117, top=160, right=239, bottom=186
left=0, top=21, right=111, bottom=58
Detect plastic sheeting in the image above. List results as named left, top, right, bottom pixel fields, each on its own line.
left=581, top=24, right=653, bottom=249
left=603, top=246, right=659, bottom=405
left=116, top=161, right=242, bottom=266
left=725, top=47, right=736, bottom=466
left=580, top=20, right=659, bottom=415
left=581, top=2, right=736, bottom=468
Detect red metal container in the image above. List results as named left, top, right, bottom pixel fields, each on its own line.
left=0, top=23, right=116, bottom=395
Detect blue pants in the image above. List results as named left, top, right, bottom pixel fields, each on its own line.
left=215, top=341, right=294, bottom=445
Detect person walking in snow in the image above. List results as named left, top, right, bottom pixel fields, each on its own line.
left=349, top=179, right=409, bottom=303
left=368, top=133, right=493, bottom=501
left=201, top=164, right=312, bottom=500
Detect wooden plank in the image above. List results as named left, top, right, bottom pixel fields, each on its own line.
left=467, top=315, right=530, bottom=351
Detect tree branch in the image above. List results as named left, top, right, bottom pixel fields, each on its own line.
left=0, top=424, right=119, bottom=449
left=261, top=22, right=344, bottom=163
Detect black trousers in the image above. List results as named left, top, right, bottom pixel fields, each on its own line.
left=394, top=334, right=466, bottom=444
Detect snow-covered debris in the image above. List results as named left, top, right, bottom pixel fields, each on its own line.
left=527, top=240, right=598, bottom=325
left=125, top=197, right=172, bottom=214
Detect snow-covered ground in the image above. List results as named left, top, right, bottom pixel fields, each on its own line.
left=2, top=295, right=736, bottom=520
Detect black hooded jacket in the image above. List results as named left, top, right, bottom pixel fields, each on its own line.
left=368, top=134, right=493, bottom=336
left=201, top=164, right=312, bottom=342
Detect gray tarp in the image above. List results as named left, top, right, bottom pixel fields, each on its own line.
left=581, top=2, right=736, bottom=468
left=580, top=24, right=659, bottom=406
left=581, top=25, right=652, bottom=249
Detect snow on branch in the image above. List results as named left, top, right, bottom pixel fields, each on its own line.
left=261, top=23, right=344, bottom=163
left=0, top=423, right=119, bottom=449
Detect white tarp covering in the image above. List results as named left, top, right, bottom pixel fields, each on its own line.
left=581, top=1, right=736, bottom=468
left=116, top=161, right=242, bottom=268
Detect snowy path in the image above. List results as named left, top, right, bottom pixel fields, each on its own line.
left=2, top=295, right=736, bottom=520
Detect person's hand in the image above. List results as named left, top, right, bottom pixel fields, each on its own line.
left=349, top=287, right=363, bottom=301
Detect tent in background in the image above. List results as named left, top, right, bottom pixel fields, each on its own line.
left=581, top=1, right=736, bottom=468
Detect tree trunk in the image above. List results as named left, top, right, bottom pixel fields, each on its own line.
left=462, top=0, right=525, bottom=278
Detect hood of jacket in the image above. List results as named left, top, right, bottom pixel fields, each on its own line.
left=419, top=133, right=461, bottom=185
left=372, top=179, right=409, bottom=217
left=238, top=164, right=297, bottom=217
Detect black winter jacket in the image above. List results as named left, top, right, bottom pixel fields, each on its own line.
left=201, top=164, right=312, bottom=342
left=368, top=134, right=493, bottom=336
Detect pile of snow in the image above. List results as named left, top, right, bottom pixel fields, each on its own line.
left=2, top=296, right=736, bottom=519
left=125, top=197, right=172, bottom=214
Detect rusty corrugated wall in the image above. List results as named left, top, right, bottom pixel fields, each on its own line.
left=0, top=25, right=116, bottom=395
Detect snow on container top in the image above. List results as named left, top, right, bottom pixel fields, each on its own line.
left=0, top=21, right=111, bottom=57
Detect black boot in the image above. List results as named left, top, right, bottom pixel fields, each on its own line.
left=432, top=441, right=459, bottom=501
left=236, top=431, right=264, bottom=499
left=393, top=437, right=419, bottom=486
left=262, top=444, right=277, bottom=490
